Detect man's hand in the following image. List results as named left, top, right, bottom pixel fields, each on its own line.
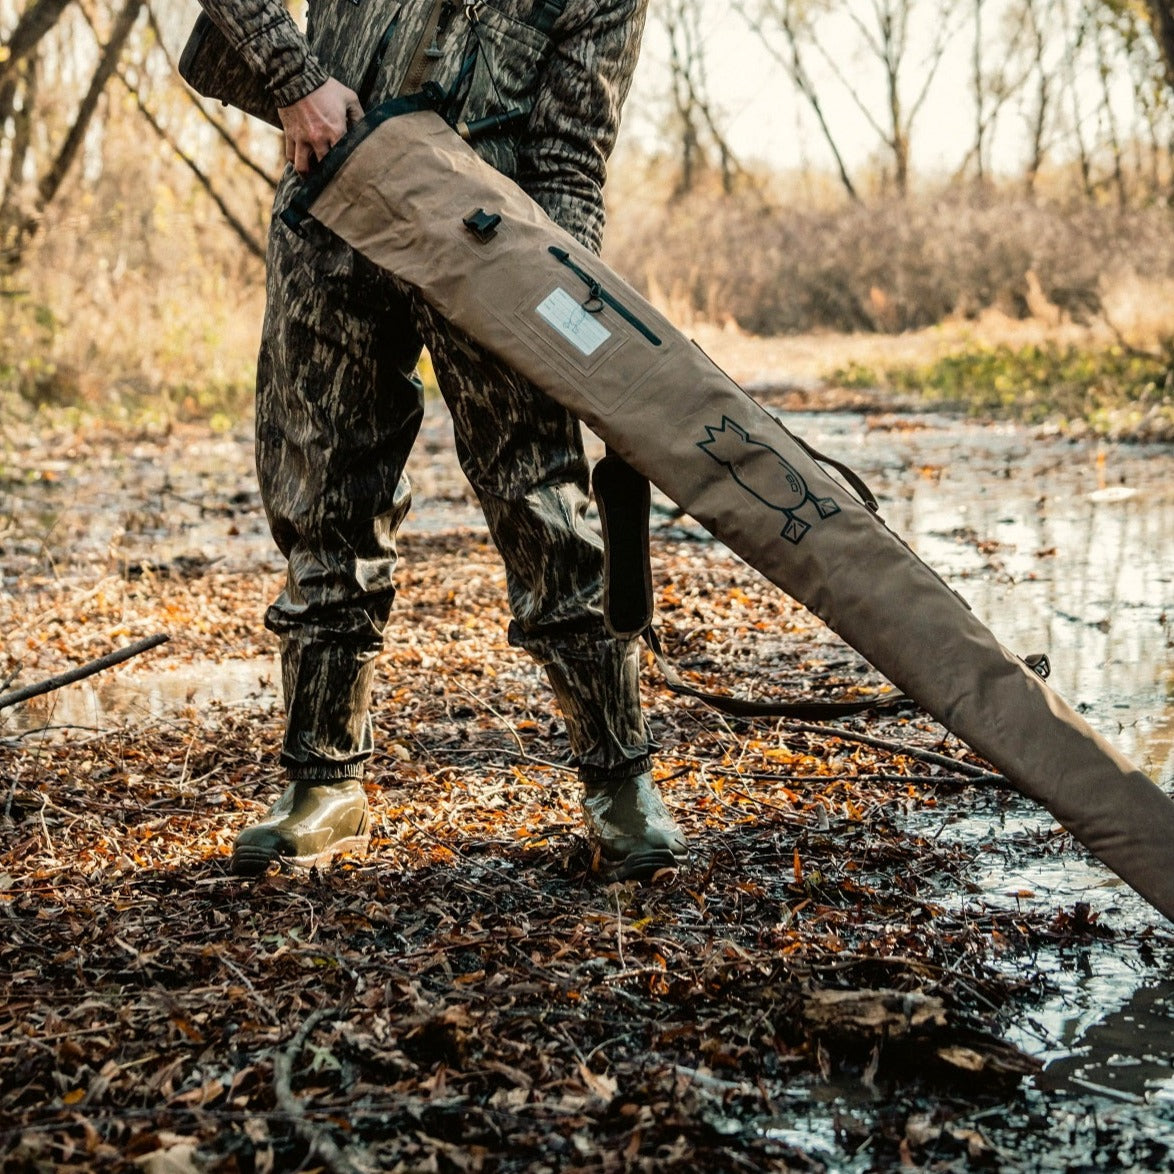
left=278, top=79, right=364, bottom=176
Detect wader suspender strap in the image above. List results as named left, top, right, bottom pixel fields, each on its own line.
left=399, top=0, right=569, bottom=111
left=593, top=445, right=912, bottom=720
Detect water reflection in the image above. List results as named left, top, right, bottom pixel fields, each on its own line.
left=1036, top=975, right=1174, bottom=1102
left=777, top=413, right=1174, bottom=785
left=2, top=660, right=278, bottom=735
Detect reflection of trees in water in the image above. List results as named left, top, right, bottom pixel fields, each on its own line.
left=1038, top=978, right=1174, bottom=1100
left=851, top=424, right=1173, bottom=779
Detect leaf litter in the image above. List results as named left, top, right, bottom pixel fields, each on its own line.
left=2, top=413, right=1173, bottom=1171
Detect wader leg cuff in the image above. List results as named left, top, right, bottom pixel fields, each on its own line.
left=579, top=754, right=653, bottom=785
left=285, top=760, right=368, bottom=782
left=277, top=637, right=379, bottom=776
left=514, top=621, right=654, bottom=780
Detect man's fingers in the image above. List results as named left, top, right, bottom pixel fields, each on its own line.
left=294, top=140, right=314, bottom=177
left=289, top=131, right=334, bottom=175
left=279, top=79, right=362, bottom=174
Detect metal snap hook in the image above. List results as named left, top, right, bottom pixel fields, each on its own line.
left=582, top=281, right=604, bottom=314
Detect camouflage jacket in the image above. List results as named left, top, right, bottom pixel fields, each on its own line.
left=196, top=0, right=648, bottom=251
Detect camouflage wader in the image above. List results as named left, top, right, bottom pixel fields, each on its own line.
left=196, top=0, right=656, bottom=782
left=258, top=198, right=651, bottom=781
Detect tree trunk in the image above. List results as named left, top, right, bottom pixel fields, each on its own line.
left=0, top=0, right=73, bottom=88
left=973, top=0, right=985, bottom=181
left=1144, top=0, right=1174, bottom=91
left=0, top=60, right=38, bottom=266
left=36, top=0, right=147, bottom=211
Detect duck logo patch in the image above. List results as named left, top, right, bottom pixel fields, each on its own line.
left=698, top=417, right=840, bottom=544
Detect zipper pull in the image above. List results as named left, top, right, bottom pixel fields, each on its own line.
left=427, top=1, right=455, bottom=58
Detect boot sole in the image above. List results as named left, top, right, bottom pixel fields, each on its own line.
left=230, top=833, right=370, bottom=878
left=602, top=846, right=687, bottom=882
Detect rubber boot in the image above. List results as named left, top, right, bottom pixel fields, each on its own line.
left=230, top=779, right=370, bottom=876
left=580, top=771, right=688, bottom=880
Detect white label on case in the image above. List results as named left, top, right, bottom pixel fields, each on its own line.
left=535, top=287, right=612, bottom=356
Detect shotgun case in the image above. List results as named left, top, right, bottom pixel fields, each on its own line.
left=284, top=103, right=1174, bottom=923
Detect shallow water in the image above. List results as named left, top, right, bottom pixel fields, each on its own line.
left=769, top=413, right=1174, bottom=1152
left=784, top=412, right=1174, bottom=1110
left=1, top=657, right=281, bottom=736
left=801, top=412, right=1173, bottom=784
left=638, top=409, right=1174, bottom=1141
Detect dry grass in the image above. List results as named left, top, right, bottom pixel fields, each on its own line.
left=1, top=115, right=270, bottom=421
left=4, top=141, right=1174, bottom=434
left=604, top=165, right=1174, bottom=341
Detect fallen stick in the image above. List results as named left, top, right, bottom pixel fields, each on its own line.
left=0, top=634, right=170, bottom=710
left=273, top=1007, right=366, bottom=1174
left=783, top=721, right=999, bottom=780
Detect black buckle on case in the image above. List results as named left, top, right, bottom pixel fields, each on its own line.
left=462, top=208, right=501, bottom=242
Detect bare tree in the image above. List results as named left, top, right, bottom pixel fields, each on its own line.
left=116, top=69, right=267, bottom=258
left=35, top=0, right=146, bottom=216
left=0, top=0, right=75, bottom=191
left=143, top=4, right=280, bottom=191
left=657, top=0, right=746, bottom=194
left=1, top=1, right=151, bottom=264
left=951, top=0, right=1039, bottom=184
left=973, top=0, right=986, bottom=179
left=1100, top=0, right=1174, bottom=201
left=2, top=0, right=280, bottom=269
left=1053, top=0, right=1168, bottom=202
left=0, top=0, right=73, bottom=89
left=740, top=0, right=964, bottom=196
left=1021, top=0, right=1057, bottom=193
left=733, top=0, right=859, bottom=199
left=1141, top=0, right=1174, bottom=90
left=1058, top=0, right=1095, bottom=195
left=1093, top=5, right=1128, bottom=204
left=0, top=50, right=36, bottom=235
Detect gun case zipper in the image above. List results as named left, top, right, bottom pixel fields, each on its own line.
left=548, top=247, right=662, bottom=347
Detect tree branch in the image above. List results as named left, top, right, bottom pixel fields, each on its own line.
left=36, top=0, right=146, bottom=211
left=143, top=1, right=280, bottom=191
left=115, top=68, right=267, bottom=259
left=272, top=1008, right=367, bottom=1174
left=0, top=634, right=170, bottom=711
left=735, top=1, right=860, bottom=200
left=0, top=0, right=73, bottom=88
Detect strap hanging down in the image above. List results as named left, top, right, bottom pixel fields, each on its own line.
left=644, top=626, right=910, bottom=720
left=592, top=450, right=910, bottom=719
left=593, top=450, right=655, bottom=640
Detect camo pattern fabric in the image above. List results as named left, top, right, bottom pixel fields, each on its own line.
left=197, top=0, right=648, bottom=250
left=198, top=0, right=654, bottom=781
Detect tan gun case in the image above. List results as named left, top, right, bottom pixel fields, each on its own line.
left=283, top=105, right=1174, bottom=922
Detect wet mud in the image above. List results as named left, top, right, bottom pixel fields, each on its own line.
left=2, top=401, right=1173, bottom=1168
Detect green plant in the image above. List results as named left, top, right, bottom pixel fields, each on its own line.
left=832, top=343, right=1174, bottom=439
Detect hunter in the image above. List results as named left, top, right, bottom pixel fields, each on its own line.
left=194, top=0, right=687, bottom=879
